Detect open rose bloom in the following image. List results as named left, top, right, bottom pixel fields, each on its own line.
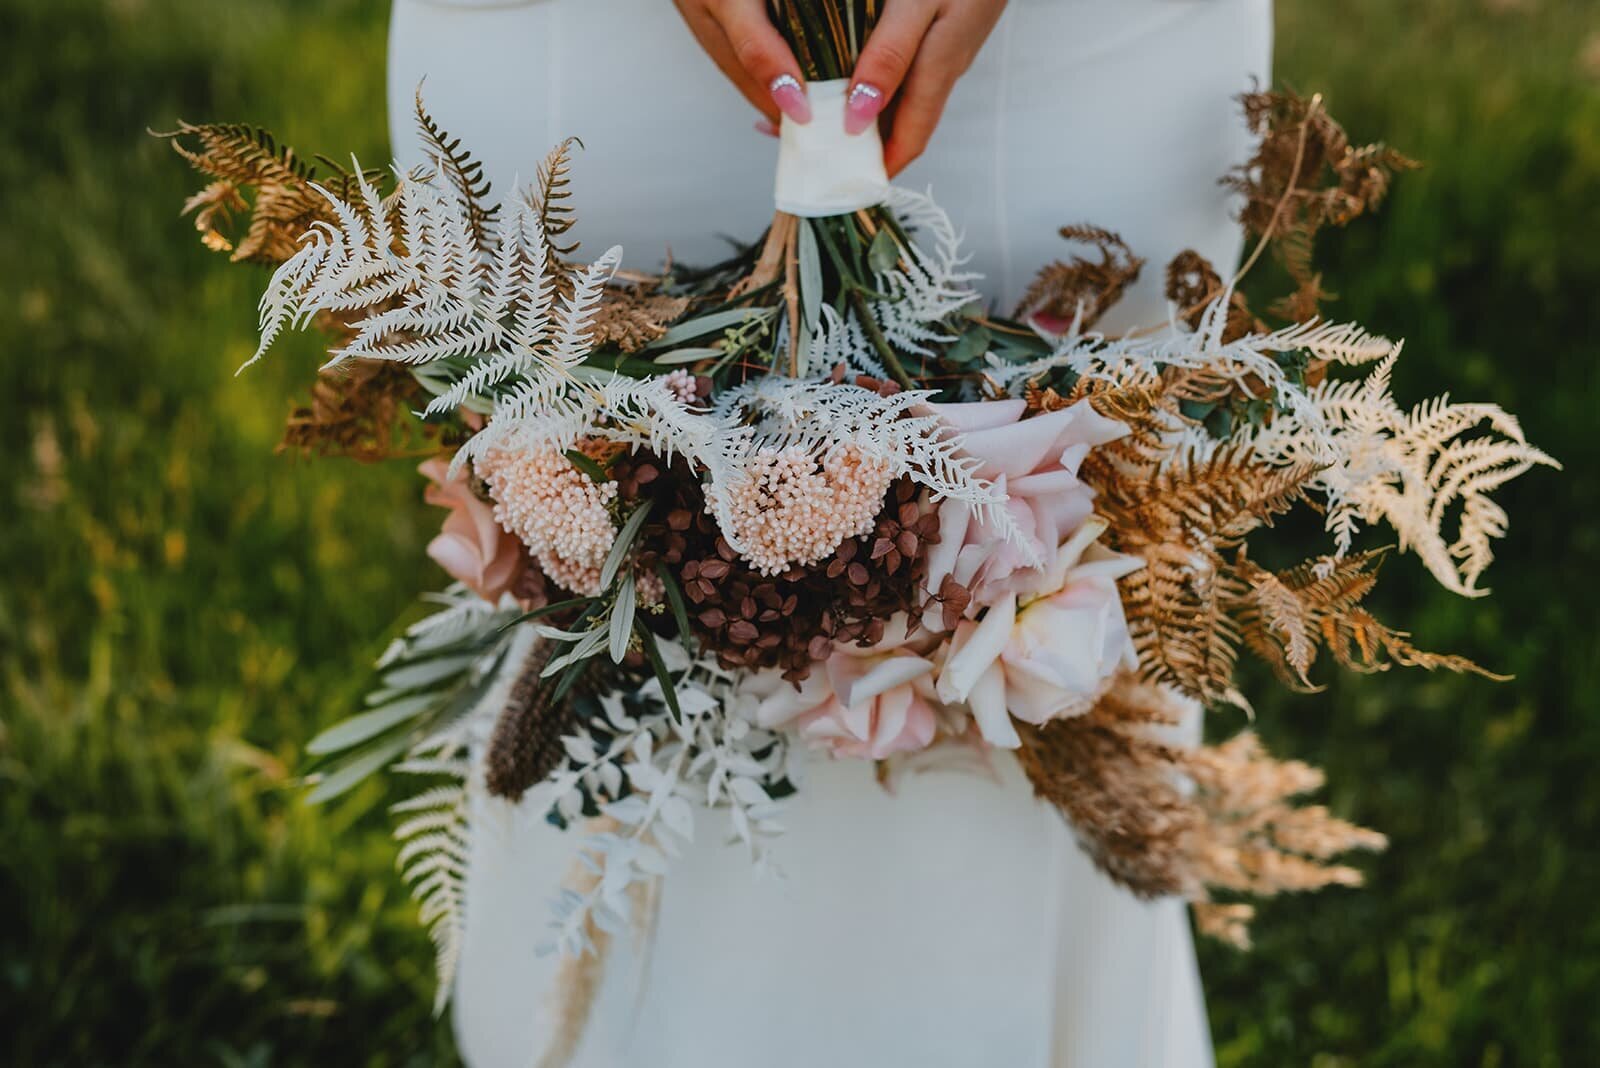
left=920, top=397, right=1130, bottom=616
left=746, top=397, right=1145, bottom=757
left=419, top=458, right=527, bottom=603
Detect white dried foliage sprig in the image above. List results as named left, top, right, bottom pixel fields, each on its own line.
left=381, top=596, right=536, bottom=1013
left=999, top=291, right=1553, bottom=595
left=873, top=186, right=981, bottom=353
left=245, top=159, right=620, bottom=439
left=993, top=294, right=1396, bottom=460
left=537, top=642, right=790, bottom=959
left=804, top=187, right=979, bottom=377
left=1236, top=350, right=1558, bottom=595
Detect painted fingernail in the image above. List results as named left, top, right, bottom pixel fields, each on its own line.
left=844, top=82, right=885, bottom=136
left=769, top=74, right=811, bottom=125
left=754, top=118, right=780, bottom=138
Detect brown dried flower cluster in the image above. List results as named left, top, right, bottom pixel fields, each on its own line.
left=164, top=121, right=378, bottom=265
left=1017, top=675, right=1387, bottom=945
left=590, top=287, right=692, bottom=353
left=279, top=359, right=439, bottom=463
left=641, top=468, right=943, bottom=680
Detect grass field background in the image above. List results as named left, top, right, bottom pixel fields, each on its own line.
left=2, top=1, right=1595, bottom=1064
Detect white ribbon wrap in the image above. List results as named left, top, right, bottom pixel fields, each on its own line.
left=774, top=79, right=890, bottom=217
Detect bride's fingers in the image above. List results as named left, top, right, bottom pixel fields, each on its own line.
left=715, top=0, right=811, bottom=124
left=673, top=1, right=780, bottom=122
left=881, top=16, right=968, bottom=175
left=846, top=0, right=939, bottom=136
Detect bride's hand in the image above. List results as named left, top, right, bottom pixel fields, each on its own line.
left=673, top=1, right=1007, bottom=175
left=673, top=0, right=812, bottom=130
left=849, top=0, right=1008, bottom=175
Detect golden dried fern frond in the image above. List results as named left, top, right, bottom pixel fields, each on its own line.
left=160, top=121, right=381, bottom=264
left=1113, top=543, right=1247, bottom=705
left=414, top=88, right=499, bottom=255
left=1015, top=225, right=1145, bottom=330
left=589, top=287, right=692, bottom=353
left=1226, top=549, right=1503, bottom=685
left=529, top=136, right=583, bottom=257
left=278, top=359, right=438, bottom=463
left=1222, top=87, right=1419, bottom=321
left=1102, top=444, right=1320, bottom=550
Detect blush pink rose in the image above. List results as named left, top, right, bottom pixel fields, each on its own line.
left=920, top=397, right=1127, bottom=624
left=419, top=457, right=526, bottom=603
left=748, top=617, right=941, bottom=760
left=935, top=531, right=1142, bottom=748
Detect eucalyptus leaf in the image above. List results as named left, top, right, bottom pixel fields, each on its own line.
left=656, top=565, right=693, bottom=641
left=600, top=504, right=651, bottom=589
left=306, top=694, right=437, bottom=756
left=564, top=449, right=609, bottom=484
left=609, top=579, right=637, bottom=663
left=380, top=653, right=478, bottom=692
left=501, top=596, right=593, bottom=631
left=944, top=324, right=992, bottom=366
left=541, top=626, right=608, bottom=678
left=636, top=626, right=681, bottom=718
left=867, top=228, right=900, bottom=275
left=306, top=735, right=411, bottom=805
left=643, top=308, right=774, bottom=351
left=798, top=220, right=823, bottom=333
left=652, top=346, right=722, bottom=366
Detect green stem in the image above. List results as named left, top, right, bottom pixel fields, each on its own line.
left=848, top=288, right=913, bottom=390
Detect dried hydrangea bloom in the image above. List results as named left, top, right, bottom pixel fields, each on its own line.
left=720, top=442, right=895, bottom=576
left=477, top=444, right=618, bottom=597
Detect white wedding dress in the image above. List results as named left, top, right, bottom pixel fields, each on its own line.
left=387, top=2, right=1272, bottom=1065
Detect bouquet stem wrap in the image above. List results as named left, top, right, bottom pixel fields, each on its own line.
left=774, top=78, right=889, bottom=216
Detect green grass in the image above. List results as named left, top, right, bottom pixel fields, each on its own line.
left=0, top=0, right=1594, bottom=1064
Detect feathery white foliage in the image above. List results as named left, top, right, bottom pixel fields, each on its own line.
left=391, top=781, right=471, bottom=1015
left=807, top=303, right=886, bottom=378
left=1236, top=349, right=1558, bottom=595
left=872, top=186, right=980, bottom=353
left=538, top=642, right=790, bottom=958
left=380, top=594, right=534, bottom=1013
left=998, top=293, right=1554, bottom=595
left=993, top=295, right=1398, bottom=462
left=803, top=187, right=979, bottom=376
left=245, top=159, right=620, bottom=430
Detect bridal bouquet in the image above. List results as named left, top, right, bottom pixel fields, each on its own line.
left=167, top=0, right=1552, bottom=1015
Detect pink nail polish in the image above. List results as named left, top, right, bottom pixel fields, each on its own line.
left=769, top=74, right=811, bottom=125
left=844, top=82, right=885, bottom=136
left=754, top=118, right=780, bottom=138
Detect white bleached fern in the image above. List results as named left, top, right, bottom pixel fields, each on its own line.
left=993, top=295, right=1398, bottom=462
left=1237, top=349, right=1558, bottom=595
left=803, top=187, right=979, bottom=376
left=377, top=601, right=537, bottom=1012
left=245, top=159, right=620, bottom=438
left=999, top=291, right=1555, bottom=596
left=391, top=779, right=472, bottom=1014
left=872, top=186, right=980, bottom=354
